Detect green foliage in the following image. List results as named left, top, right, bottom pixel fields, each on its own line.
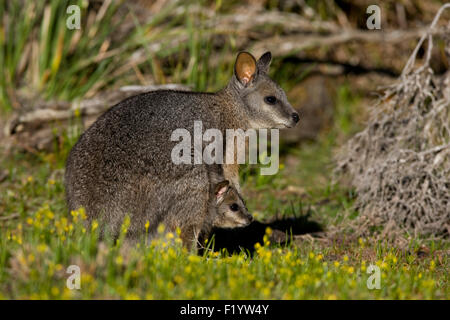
left=0, top=142, right=447, bottom=299
left=1, top=0, right=448, bottom=300
left=1, top=0, right=124, bottom=109
left=0, top=202, right=447, bottom=299
left=0, top=0, right=237, bottom=111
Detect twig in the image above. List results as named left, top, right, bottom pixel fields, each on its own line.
left=0, top=213, right=20, bottom=221
left=401, top=3, right=450, bottom=77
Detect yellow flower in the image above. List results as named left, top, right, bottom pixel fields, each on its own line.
left=145, top=220, right=150, bottom=233
left=125, top=293, right=140, bottom=300
left=46, top=210, right=54, bottom=220
left=343, top=255, right=349, bottom=262
left=115, top=256, right=124, bottom=265
left=188, top=255, right=201, bottom=263
left=91, top=220, right=99, bottom=232
left=186, top=290, right=194, bottom=299
left=77, top=208, right=87, bottom=220
left=174, top=275, right=184, bottom=284
left=61, top=288, right=74, bottom=300
left=423, top=279, right=434, bottom=288
left=27, top=176, right=33, bottom=183
left=81, top=274, right=93, bottom=284
left=334, top=261, right=340, bottom=268
left=157, top=224, right=165, bottom=234
left=228, top=277, right=237, bottom=289
left=429, top=260, right=436, bottom=271
left=37, top=244, right=48, bottom=253
left=145, top=293, right=154, bottom=300
left=166, top=232, right=174, bottom=240
left=121, top=216, right=131, bottom=234
left=51, top=287, right=60, bottom=296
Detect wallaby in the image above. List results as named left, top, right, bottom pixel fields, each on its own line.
left=203, top=176, right=252, bottom=240
left=181, top=177, right=253, bottom=249
left=209, top=180, right=253, bottom=229
left=65, top=51, right=298, bottom=245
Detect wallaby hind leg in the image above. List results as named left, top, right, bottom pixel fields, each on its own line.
left=179, top=225, right=201, bottom=251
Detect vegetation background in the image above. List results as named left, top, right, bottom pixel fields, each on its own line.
left=0, top=0, right=448, bottom=299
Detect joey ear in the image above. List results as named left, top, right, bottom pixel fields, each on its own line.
left=234, top=52, right=257, bottom=87
left=215, top=180, right=230, bottom=204
left=257, top=51, right=272, bottom=74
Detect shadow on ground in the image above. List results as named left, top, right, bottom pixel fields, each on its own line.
left=200, top=215, right=322, bottom=255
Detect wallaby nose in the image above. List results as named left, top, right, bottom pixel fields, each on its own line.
left=247, top=214, right=254, bottom=223
left=292, top=113, right=300, bottom=123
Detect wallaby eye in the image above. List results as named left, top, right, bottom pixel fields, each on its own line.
left=230, top=203, right=239, bottom=212
left=264, top=96, right=277, bottom=105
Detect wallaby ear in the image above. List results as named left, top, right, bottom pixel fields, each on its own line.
left=215, top=180, right=230, bottom=204
left=234, top=52, right=257, bottom=87
left=257, top=51, right=272, bottom=74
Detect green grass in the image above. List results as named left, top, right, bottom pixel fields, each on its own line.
left=1, top=0, right=124, bottom=109
left=0, top=0, right=448, bottom=300
left=0, top=68, right=447, bottom=300
left=0, top=133, right=448, bottom=299
left=0, top=0, right=221, bottom=111
left=0, top=70, right=447, bottom=300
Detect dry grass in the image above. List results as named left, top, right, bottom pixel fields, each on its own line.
left=336, top=5, right=450, bottom=241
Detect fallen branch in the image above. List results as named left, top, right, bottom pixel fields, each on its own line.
left=3, top=84, right=191, bottom=152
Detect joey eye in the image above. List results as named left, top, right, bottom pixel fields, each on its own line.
left=264, top=96, right=277, bottom=105
left=230, top=203, right=239, bottom=212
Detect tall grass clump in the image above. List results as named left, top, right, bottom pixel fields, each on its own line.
left=1, top=0, right=128, bottom=110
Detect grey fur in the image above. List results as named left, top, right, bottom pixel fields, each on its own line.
left=64, top=51, right=298, bottom=247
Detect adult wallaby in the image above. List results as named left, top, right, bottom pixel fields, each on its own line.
left=65, top=51, right=299, bottom=246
